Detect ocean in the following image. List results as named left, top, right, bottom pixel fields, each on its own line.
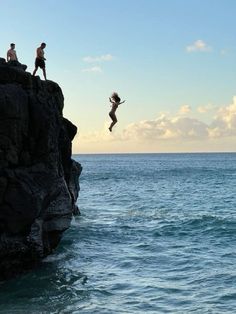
left=0, top=153, right=236, bottom=313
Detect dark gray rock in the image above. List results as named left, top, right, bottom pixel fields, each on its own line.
left=0, top=61, right=82, bottom=280
left=0, top=58, right=6, bottom=65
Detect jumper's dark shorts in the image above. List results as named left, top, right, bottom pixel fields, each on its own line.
left=35, top=58, right=45, bottom=69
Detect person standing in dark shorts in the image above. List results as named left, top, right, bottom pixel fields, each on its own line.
left=33, top=43, right=47, bottom=80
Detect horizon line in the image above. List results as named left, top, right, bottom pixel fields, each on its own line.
left=73, top=151, right=236, bottom=155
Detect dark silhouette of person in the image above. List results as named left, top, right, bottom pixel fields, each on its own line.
left=7, top=43, right=18, bottom=62
left=108, top=92, right=125, bottom=132
left=33, top=43, right=47, bottom=80
left=6, top=43, right=27, bottom=70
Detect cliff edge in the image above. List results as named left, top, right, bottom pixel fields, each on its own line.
left=0, top=58, right=82, bottom=280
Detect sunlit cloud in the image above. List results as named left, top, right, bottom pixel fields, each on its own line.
left=83, top=54, right=114, bottom=63
left=122, top=116, right=208, bottom=141
left=209, top=96, right=236, bottom=138
left=124, top=97, right=236, bottom=141
left=81, top=66, right=102, bottom=73
left=178, top=104, right=191, bottom=115
left=186, top=40, right=211, bottom=52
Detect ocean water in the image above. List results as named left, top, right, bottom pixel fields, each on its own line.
left=0, top=153, right=236, bottom=314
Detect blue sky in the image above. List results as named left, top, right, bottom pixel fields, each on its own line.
left=1, top=0, right=236, bottom=152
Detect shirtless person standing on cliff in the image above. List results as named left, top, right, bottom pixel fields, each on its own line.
left=7, top=43, right=18, bottom=62
left=108, top=92, right=125, bottom=132
left=32, top=43, right=47, bottom=80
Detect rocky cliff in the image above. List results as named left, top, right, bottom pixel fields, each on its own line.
left=0, top=58, right=82, bottom=280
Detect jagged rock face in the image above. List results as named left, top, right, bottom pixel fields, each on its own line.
left=0, top=58, right=82, bottom=280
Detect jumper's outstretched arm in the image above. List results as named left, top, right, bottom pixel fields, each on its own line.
left=119, top=100, right=125, bottom=105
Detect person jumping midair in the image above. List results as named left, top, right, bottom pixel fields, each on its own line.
left=108, top=92, right=125, bottom=132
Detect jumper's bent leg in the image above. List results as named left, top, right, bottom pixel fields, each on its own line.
left=109, top=114, right=117, bottom=132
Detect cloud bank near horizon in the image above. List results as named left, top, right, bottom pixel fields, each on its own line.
left=80, top=96, right=236, bottom=140
left=74, top=97, right=236, bottom=152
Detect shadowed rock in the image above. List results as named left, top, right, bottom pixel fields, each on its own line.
left=0, top=59, right=82, bottom=280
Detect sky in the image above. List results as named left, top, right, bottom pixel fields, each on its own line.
left=1, top=0, right=236, bottom=153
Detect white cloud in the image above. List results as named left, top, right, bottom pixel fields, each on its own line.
left=209, top=96, right=236, bottom=137
left=82, top=66, right=102, bottom=73
left=186, top=40, right=211, bottom=52
left=122, top=116, right=208, bottom=141
left=83, top=54, right=114, bottom=63
left=178, top=104, right=191, bottom=115
left=124, top=98, right=236, bottom=141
